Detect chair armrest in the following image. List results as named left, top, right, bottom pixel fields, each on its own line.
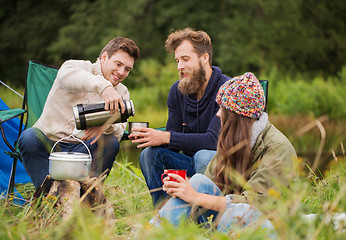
left=0, top=109, right=27, bottom=123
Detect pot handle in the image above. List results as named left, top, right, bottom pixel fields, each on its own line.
left=50, top=135, right=92, bottom=159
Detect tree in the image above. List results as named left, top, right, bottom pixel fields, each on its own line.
left=0, top=0, right=344, bottom=86
left=0, top=0, right=80, bottom=85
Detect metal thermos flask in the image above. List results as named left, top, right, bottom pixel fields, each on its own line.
left=73, top=100, right=135, bottom=130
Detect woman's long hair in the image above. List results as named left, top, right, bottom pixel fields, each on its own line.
left=214, top=107, right=254, bottom=194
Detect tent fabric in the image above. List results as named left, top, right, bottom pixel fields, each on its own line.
left=0, top=170, right=26, bottom=205
left=0, top=98, right=31, bottom=197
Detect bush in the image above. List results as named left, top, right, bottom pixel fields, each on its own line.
left=127, top=61, right=346, bottom=120
left=261, top=66, right=346, bottom=120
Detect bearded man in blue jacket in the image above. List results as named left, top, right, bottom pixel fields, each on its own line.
left=129, top=28, right=230, bottom=207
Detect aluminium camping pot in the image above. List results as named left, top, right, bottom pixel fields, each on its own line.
left=49, top=135, right=92, bottom=181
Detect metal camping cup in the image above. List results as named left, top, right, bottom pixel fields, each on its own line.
left=161, top=169, right=187, bottom=183
left=49, top=135, right=92, bottom=181
left=128, top=122, right=149, bottom=134
left=73, top=100, right=135, bottom=130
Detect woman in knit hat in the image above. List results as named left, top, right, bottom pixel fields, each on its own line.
left=150, top=72, right=297, bottom=237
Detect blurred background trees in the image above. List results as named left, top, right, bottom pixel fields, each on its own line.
left=0, top=0, right=345, bottom=87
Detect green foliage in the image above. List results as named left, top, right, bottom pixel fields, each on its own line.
left=303, top=160, right=346, bottom=214
left=125, top=58, right=177, bottom=124
left=0, top=0, right=82, bottom=84
left=0, top=87, right=24, bottom=109
left=126, top=57, right=177, bottom=90
left=126, top=61, right=346, bottom=120
left=261, top=65, right=346, bottom=119
left=0, top=0, right=345, bottom=85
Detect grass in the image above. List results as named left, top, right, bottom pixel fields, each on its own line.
left=0, top=85, right=25, bottom=109
left=1, top=153, right=345, bottom=239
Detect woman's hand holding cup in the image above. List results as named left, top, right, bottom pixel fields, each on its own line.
left=161, top=169, right=187, bottom=192
left=161, top=169, right=198, bottom=203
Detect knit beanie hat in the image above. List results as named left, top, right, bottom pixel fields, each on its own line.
left=216, top=72, right=265, bottom=118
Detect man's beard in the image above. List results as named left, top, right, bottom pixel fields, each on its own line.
left=178, top=63, right=206, bottom=96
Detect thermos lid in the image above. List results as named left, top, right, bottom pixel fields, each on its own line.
left=126, top=100, right=135, bottom=117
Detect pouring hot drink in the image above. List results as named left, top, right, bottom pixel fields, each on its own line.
left=73, top=100, right=135, bottom=130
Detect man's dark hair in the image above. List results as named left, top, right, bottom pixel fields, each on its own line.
left=99, top=37, right=140, bottom=62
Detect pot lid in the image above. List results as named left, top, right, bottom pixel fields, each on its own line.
left=50, top=152, right=91, bottom=160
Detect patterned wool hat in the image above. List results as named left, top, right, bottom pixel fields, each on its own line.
left=216, top=72, right=265, bottom=118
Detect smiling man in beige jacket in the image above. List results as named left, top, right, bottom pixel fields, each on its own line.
left=19, top=37, right=140, bottom=189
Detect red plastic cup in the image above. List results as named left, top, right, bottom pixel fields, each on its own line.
left=161, top=169, right=187, bottom=183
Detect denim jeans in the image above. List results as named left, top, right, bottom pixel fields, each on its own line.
left=18, top=127, right=119, bottom=189
left=139, top=147, right=216, bottom=207
left=150, top=174, right=277, bottom=238
left=192, top=149, right=217, bottom=173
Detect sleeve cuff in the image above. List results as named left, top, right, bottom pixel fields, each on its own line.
left=225, top=194, right=233, bottom=208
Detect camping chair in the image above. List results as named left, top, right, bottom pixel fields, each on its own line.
left=260, top=80, right=269, bottom=111
left=1, top=60, right=58, bottom=198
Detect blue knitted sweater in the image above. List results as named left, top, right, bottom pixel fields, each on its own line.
left=166, top=66, right=230, bottom=156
